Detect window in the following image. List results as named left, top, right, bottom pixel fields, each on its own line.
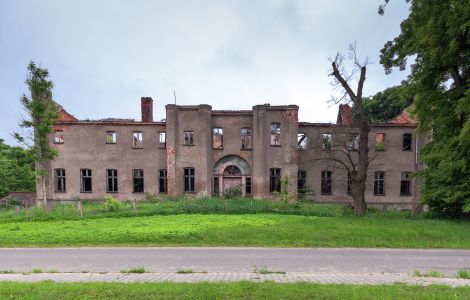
left=184, top=168, right=195, bottom=192
left=298, top=170, right=306, bottom=194
left=213, top=176, right=219, bottom=196
left=106, top=169, right=118, bottom=193
left=133, top=132, right=143, bottom=148
left=54, top=169, right=66, bottom=192
left=375, top=133, right=385, bottom=151
left=374, top=171, right=385, bottom=195
left=184, top=131, right=194, bottom=145
left=270, top=123, right=281, bottom=146
left=321, top=171, right=332, bottom=194
left=133, top=169, right=144, bottom=192
left=347, top=173, right=352, bottom=195
left=403, top=133, right=412, bottom=151
left=322, top=133, right=332, bottom=150
left=212, top=128, right=223, bottom=149
left=106, top=131, right=116, bottom=144
left=159, top=132, right=166, bottom=147
left=54, top=130, right=64, bottom=144
left=269, top=168, right=281, bottom=192
left=245, top=177, right=252, bottom=195
left=80, top=169, right=92, bottom=192
left=400, top=172, right=412, bottom=195
left=241, top=127, right=252, bottom=149
left=159, top=169, right=168, bottom=193
left=298, top=134, right=308, bottom=150
left=348, top=134, right=359, bottom=151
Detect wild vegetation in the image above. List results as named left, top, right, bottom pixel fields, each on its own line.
left=0, top=281, right=469, bottom=300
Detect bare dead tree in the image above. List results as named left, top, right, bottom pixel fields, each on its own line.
left=323, top=44, right=370, bottom=215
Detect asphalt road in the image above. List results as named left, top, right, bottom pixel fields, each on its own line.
left=0, top=247, right=469, bottom=276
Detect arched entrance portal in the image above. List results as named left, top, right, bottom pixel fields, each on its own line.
left=213, top=155, right=252, bottom=197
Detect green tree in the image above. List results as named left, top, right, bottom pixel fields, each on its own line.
left=354, top=86, right=413, bottom=123
left=380, top=0, right=470, bottom=216
left=13, top=61, right=59, bottom=208
left=0, top=139, right=36, bottom=198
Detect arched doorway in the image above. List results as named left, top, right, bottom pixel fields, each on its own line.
left=213, top=155, right=252, bottom=197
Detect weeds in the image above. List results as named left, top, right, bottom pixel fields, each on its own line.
left=177, top=269, right=193, bottom=274
left=413, top=270, right=444, bottom=278
left=253, top=266, right=286, bottom=275
left=120, top=267, right=145, bottom=274
left=0, top=270, right=15, bottom=274
left=31, top=268, right=43, bottom=274
left=457, top=268, right=470, bottom=279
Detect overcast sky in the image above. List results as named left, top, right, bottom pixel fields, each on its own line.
left=0, top=0, right=411, bottom=145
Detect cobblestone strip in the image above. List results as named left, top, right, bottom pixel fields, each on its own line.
left=0, top=273, right=470, bottom=286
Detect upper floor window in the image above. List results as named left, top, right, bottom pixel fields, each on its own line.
left=213, top=128, right=223, bottom=149
left=270, top=123, right=281, bottom=146
left=348, top=134, right=359, bottom=151
left=400, top=172, right=412, bottom=196
left=133, top=169, right=144, bottom=193
left=184, top=168, right=195, bottom=192
left=298, top=133, right=308, bottom=150
left=184, top=131, right=194, bottom=145
left=106, top=131, right=116, bottom=144
left=269, top=168, right=281, bottom=192
left=321, top=171, right=332, bottom=195
left=54, top=130, right=64, bottom=144
left=322, top=133, right=332, bottom=150
left=106, top=169, right=118, bottom=193
left=375, top=133, right=385, bottom=151
left=374, top=171, right=385, bottom=195
left=133, top=131, right=143, bottom=148
left=80, top=169, right=92, bottom=192
left=159, top=132, right=166, bottom=146
left=241, top=127, right=252, bottom=149
left=403, top=133, right=412, bottom=151
left=54, top=168, right=66, bottom=192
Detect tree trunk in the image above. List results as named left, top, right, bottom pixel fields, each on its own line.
left=42, top=175, right=47, bottom=211
left=353, top=119, right=370, bottom=215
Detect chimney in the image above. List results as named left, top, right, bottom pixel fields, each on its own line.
left=336, top=104, right=353, bottom=126
left=141, top=97, right=153, bottom=122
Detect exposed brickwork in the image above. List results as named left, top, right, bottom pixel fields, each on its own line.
left=141, top=97, right=153, bottom=123
left=336, top=104, right=353, bottom=126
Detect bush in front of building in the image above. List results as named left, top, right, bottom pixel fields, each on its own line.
left=104, top=196, right=123, bottom=212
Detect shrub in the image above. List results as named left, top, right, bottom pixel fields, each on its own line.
left=104, top=196, right=122, bottom=212
left=224, top=184, right=243, bottom=199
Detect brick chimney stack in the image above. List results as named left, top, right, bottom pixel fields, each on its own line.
left=141, top=97, right=153, bottom=122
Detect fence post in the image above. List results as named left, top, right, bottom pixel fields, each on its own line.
left=15, top=205, right=20, bottom=216
left=132, top=199, right=137, bottom=210
left=77, top=198, right=83, bottom=218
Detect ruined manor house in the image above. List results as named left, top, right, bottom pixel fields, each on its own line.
left=44, top=97, right=424, bottom=209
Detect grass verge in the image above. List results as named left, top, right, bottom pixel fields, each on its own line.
left=0, top=281, right=469, bottom=300
left=0, top=213, right=469, bottom=248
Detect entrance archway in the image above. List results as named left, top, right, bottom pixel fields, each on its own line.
left=213, top=155, right=251, bottom=197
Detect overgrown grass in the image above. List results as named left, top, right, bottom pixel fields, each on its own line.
left=457, top=268, right=470, bottom=279
left=120, top=267, right=145, bottom=274
left=176, top=269, right=193, bottom=274
left=0, top=213, right=469, bottom=248
left=413, top=270, right=444, bottom=278
left=0, top=282, right=469, bottom=300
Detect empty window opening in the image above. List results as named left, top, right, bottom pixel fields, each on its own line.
left=322, top=133, right=332, bottom=150
left=213, top=176, right=219, bottom=196
left=213, top=128, right=223, bottom=149
left=159, top=169, right=167, bottom=193
left=106, top=131, right=116, bottom=144
left=298, top=134, right=308, bottom=150
left=269, top=168, right=281, bottom=192
left=400, top=172, right=412, bottom=196
left=224, top=165, right=241, bottom=175
left=159, top=132, right=166, bottom=146
left=184, top=168, right=195, bottom=192
left=54, top=168, right=66, bottom=192
left=106, top=169, right=118, bottom=193
left=403, top=133, right=412, bottom=151
left=133, top=132, right=143, bottom=148
left=270, top=123, right=281, bottom=146
left=321, top=171, right=332, bottom=195
left=348, top=134, right=359, bottom=151
left=245, top=177, right=252, bottom=195
left=241, top=127, right=252, bottom=149
left=374, top=171, right=385, bottom=195
left=184, top=131, right=194, bottom=145
left=298, top=170, right=306, bottom=194
left=133, top=169, right=144, bottom=193
left=347, top=173, right=352, bottom=195
left=54, top=130, right=64, bottom=144
left=375, top=133, right=385, bottom=151
left=80, top=169, right=92, bottom=192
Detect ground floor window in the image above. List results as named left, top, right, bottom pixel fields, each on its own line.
left=321, top=171, right=332, bottom=195
left=269, top=168, right=281, bottom=192
left=374, top=171, right=385, bottom=196
left=347, top=173, right=352, bottom=195
left=54, top=168, right=66, bottom=192
left=297, top=170, right=306, bottom=194
left=106, top=169, right=118, bottom=192
left=400, top=172, right=412, bottom=195
left=184, top=168, right=195, bottom=192
left=159, top=169, right=167, bottom=193
left=213, top=176, right=219, bottom=195
left=80, top=169, right=92, bottom=192
left=133, top=169, right=144, bottom=193
left=245, top=177, right=252, bottom=195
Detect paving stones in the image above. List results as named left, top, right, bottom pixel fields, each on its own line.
left=1, top=272, right=470, bottom=286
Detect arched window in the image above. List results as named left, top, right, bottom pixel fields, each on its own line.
left=223, top=165, right=241, bottom=175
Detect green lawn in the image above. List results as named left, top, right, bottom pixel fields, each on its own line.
left=1, top=213, right=469, bottom=248
left=0, top=281, right=469, bottom=299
